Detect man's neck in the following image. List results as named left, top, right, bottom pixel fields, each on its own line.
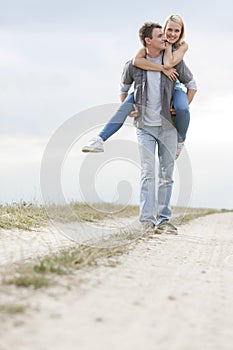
left=146, top=47, right=162, bottom=59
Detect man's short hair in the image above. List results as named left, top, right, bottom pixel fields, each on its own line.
left=139, top=22, right=162, bottom=47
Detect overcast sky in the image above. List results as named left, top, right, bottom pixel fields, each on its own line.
left=0, top=0, right=233, bottom=209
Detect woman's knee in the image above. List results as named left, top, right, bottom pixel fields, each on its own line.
left=125, top=92, right=135, bottom=104
left=173, top=90, right=189, bottom=111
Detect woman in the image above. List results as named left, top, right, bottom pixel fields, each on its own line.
left=82, top=14, right=196, bottom=159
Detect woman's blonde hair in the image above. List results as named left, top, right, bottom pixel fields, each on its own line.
left=163, top=14, right=185, bottom=48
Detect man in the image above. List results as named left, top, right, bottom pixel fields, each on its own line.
left=120, top=22, right=197, bottom=234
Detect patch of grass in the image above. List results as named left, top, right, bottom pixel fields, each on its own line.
left=172, top=207, right=226, bottom=226
left=45, top=202, right=139, bottom=223
left=0, top=303, right=27, bottom=315
left=37, top=245, right=126, bottom=271
left=4, top=274, right=50, bottom=289
left=0, top=201, right=48, bottom=230
left=2, top=244, right=128, bottom=289
left=0, top=201, right=139, bottom=230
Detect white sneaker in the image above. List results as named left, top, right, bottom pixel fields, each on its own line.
left=175, top=142, right=184, bottom=159
left=82, top=136, right=104, bottom=153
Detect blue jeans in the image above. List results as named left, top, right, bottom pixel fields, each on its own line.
left=173, top=88, right=190, bottom=142
left=99, top=92, right=134, bottom=141
left=99, top=89, right=190, bottom=143
left=136, top=126, right=177, bottom=226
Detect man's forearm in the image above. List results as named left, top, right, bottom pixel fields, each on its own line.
left=187, top=89, right=196, bottom=105
left=120, top=93, right=128, bottom=103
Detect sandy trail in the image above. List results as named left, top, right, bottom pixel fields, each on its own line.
left=1, top=212, right=233, bottom=350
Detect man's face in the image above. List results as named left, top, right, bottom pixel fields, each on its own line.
left=146, top=28, right=166, bottom=50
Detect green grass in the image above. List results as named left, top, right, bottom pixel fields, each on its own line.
left=0, top=303, right=27, bottom=315
left=3, top=245, right=127, bottom=289
left=0, top=201, right=139, bottom=230
left=4, top=274, right=50, bottom=289
left=0, top=202, right=48, bottom=230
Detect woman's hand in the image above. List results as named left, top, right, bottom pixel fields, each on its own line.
left=164, top=41, right=188, bottom=69
left=170, top=107, right=176, bottom=116
left=163, top=67, right=179, bottom=81
left=129, top=105, right=139, bottom=118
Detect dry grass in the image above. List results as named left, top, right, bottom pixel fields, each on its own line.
left=0, top=303, right=27, bottom=315
left=44, top=202, right=139, bottom=223
left=1, top=201, right=231, bottom=231
left=2, top=244, right=128, bottom=289
left=0, top=202, right=48, bottom=230
left=171, top=207, right=223, bottom=226
left=0, top=201, right=139, bottom=230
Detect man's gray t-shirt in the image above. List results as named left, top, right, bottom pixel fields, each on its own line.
left=144, top=54, right=163, bottom=126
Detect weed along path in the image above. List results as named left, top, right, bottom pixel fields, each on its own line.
left=0, top=216, right=139, bottom=266
left=1, top=212, right=233, bottom=350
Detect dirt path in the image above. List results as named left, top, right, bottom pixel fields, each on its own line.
left=0, top=216, right=138, bottom=266
left=1, top=212, right=233, bottom=350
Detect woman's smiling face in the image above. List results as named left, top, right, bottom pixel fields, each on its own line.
left=164, top=20, right=182, bottom=44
